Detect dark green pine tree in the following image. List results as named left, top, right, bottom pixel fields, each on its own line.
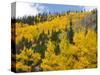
left=67, top=18, right=74, bottom=44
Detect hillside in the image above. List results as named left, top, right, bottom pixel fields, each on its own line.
left=11, top=10, right=97, bottom=72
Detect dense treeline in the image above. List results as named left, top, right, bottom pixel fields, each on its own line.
left=12, top=9, right=96, bottom=25
left=16, top=12, right=48, bottom=25
left=11, top=9, right=97, bottom=72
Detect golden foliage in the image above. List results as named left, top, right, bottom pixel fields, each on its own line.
left=16, top=47, right=41, bottom=72
left=14, top=12, right=97, bottom=72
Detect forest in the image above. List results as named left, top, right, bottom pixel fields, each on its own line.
left=11, top=9, right=97, bottom=72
